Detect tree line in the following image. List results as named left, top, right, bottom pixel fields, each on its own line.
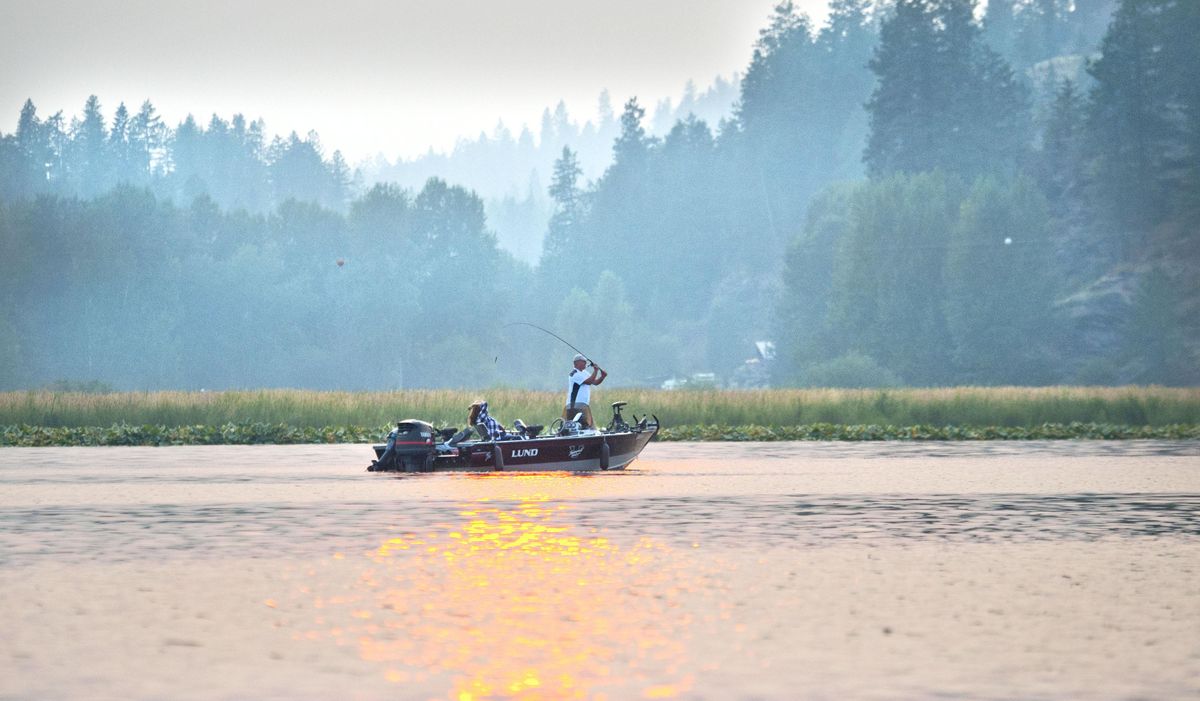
left=1, top=0, right=1196, bottom=391
left=0, top=81, right=740, bottom=266
left=371, top=79, right=740, bottom=263
left=0, top=97, right=353, bottom=214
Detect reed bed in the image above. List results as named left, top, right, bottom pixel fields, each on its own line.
left=1, top=386, right=1197, bottom=431
left=3, top=421, right=1196, bottom=447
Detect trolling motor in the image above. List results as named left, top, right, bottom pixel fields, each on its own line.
left=607, top=401, right=630, bottom=432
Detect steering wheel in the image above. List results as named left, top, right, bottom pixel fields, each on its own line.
left=549, top=418, right=564, bottom=434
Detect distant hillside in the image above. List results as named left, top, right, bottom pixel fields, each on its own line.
left=360, top=77, right=741, bottom=262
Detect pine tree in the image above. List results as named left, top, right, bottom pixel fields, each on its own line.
left=736, top=2, right=819, bottom=189
left=11, top=99, right=53, bottom=197
left=108, top=102, right=135, bottom=184
left=864, top=0, right=942, bottom=176
left=539, top=147, right=585, bottom=298
left=655, top=115, right=724, bottom=318
left=611, top=97, right=650, bottom=169
left=820, top=0, right=878, bottom=181
left=1035, top=79, right=1102, bottom=279
left=43, top=111, right=68, bottom=189
left=733, top=0, right=867, bottom=256
left=69, top=95, right=109, bottom=197
left=548, top=146, right=582, bottom=220
left=225, top=114, right=269, bottom=212
left=865, top=0, right=1029, bottom=180
left=1160, top=0, right=1199, bottom=224
left=552, top=101, right=575, bottom=143
left=1086, top=0, right=1196, bottom=232
left=1039, top=80, right=1086, bottom=206
left=538, top=107, right=556, bottom=151
left=328, top=150, right=352, bottom=211
left=597, top=90, right=615, bottom=126
left=129, top=100, right=165, bottom=183
left=268, top=131, right=341, bottom=208
left=170, top=114, right=206, bottom=200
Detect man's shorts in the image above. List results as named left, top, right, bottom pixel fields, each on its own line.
left=563, top=403, right=593, bottom=428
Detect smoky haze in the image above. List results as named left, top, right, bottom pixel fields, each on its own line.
left=1, top=0, right=792, bottom=160
left=0, top=0, right=1196, bottom=393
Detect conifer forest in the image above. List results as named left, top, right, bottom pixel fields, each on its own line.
left=0, top=0, right=1196, bottom=391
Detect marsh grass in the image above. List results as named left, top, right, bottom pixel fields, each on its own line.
left=1, top=386, right=1197, bottom=430
left=4, top=421, right=1196, bottom=447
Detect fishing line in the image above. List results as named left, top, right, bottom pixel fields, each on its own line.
left=502, top=322, right=593, bottom=363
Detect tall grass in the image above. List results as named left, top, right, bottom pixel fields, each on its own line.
left=0, top=386, right=1197, bottom=429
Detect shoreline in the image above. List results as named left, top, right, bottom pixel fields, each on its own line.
left=3, top=387, right=1198, bottom=429
left=2, top=421, right=1197, bottom=447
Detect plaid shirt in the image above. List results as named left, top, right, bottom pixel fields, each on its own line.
left=475, top=402, right=506, bottom=441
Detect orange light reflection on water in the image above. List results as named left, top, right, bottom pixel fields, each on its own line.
left=295, top=475, right=715, bottom=700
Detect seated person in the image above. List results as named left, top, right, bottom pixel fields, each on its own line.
left=442, top=400, right=515, bottom=449
left=473, top=400, right=518, bottom=441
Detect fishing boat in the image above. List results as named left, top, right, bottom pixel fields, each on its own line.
left=368, top=401, right=658, bottom=473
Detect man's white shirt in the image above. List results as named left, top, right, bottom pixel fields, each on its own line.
left=567, top=369, right=591, bottom=406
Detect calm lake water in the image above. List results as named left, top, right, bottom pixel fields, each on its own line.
left=2, top=441, right=1198, bottom=700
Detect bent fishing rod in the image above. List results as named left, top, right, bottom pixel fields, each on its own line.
left=502, top=322, right=598, bottom=366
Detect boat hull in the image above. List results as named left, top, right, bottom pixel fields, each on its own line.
left=371, top=424, right=656, bottom=473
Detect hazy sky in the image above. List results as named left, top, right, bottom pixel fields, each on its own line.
left=2, top=0, right=832, bottom=162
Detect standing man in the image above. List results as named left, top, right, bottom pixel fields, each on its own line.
left=564, top=354, right=606, bottom=428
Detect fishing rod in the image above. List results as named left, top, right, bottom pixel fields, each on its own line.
left=502, top=322, right=596, bottom=365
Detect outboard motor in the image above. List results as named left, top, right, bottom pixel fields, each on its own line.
left=369, top=420, right=437, bottom=472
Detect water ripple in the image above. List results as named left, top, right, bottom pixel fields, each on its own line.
left=2, top=493, right=1197, bottom=566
